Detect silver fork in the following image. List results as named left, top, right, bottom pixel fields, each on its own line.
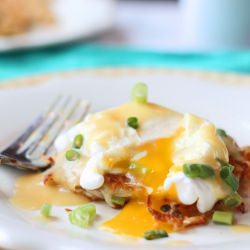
left=0, top=96, right=90, bottom=171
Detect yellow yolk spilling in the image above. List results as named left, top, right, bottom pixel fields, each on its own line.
left=101, top=199, right=173, bottom=237
left=101, top=133, right=181, bottom=237
left=133, top=136, right=180, bottom=200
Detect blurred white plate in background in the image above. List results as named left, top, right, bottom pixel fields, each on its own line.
left=0, top=0, right=114, bottom=52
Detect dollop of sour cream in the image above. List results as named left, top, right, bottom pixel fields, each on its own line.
left=164, top=114, right=230, bottom=213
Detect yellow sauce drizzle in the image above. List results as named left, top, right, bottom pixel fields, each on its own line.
left=231, top=224, right=250, bottom=234
left=166, top=240, right=192, bottom=246
left=10, top=173, right=87, bottom=210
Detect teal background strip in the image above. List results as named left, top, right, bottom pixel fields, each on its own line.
left=0, top=44, right=249, bottom=81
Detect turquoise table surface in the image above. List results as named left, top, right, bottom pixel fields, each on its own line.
left=0, top=44, right=249, bottom=81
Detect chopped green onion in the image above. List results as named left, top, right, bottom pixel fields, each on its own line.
left=144, top=230, right=168, bottom=240
left=183, top=163, right=215, bottom=179
left=131, top=83, right=148, bottom=103
left=212, top=211, right=233, bottom=225
left=127, top=117, right=139, bottom=129
left=68, top=204, right=96, bottom=228
left=129, top=162, right=149, bottom=175
left=40, top=203, right=52, bottom=217
left=217, top=128, right=228, bottom=137
left=217, top=159, right=234, bottom=171
left=220, top=166, right=239, bottom=192
left=73, top=134, right=84, bottom=149
left=223, top=193, right=242, bottom=208
left=111, top=196, right=126, bottom=206
left=65, top=149, right=80, bottom=161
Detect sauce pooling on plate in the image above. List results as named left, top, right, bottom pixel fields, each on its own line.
left=231, top=224, right=250, bottom=234
left=10, top=173, right=87, bottom=210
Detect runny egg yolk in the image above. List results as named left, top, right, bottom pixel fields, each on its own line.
left=101, top=131, right=181, bottom=237
left=101, top=199, right=173, bottom=237
left=133, top=136, right=180, bottom=200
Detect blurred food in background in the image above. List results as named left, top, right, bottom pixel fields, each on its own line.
left=0, top=0, right=114, bottom=52
left=0, top=0, right=54, bottom=35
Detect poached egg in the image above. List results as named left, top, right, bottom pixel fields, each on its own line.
left=54, top=101, right=231, bottom=236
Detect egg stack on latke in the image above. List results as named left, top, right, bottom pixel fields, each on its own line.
left=44, top=83, right=250, bottom=236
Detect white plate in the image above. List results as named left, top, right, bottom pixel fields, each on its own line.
left=0, top=68, right=250, bottom=250
left=0, top=0, right=114, bottom=52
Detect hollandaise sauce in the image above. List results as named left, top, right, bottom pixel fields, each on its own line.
left=10, top=173, right=87, bottom=210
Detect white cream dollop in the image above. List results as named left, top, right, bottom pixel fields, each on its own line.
left=164, top=113, right=230, bottom=213
left=79, top=125, right=141, bottom=190
left=164, top=172, right=228, bottom=213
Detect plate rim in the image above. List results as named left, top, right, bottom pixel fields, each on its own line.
left=0, top=67, right=250, bottom=89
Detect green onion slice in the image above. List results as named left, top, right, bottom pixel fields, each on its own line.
left=68, top=204, right=96, bottom=228
left=127, top=117, right=139, bottom=129
left=111, top=196, right=126, bottom=206
left=183, top=163, right=215, bottom=179
left=217, top=159, right=234, bottom=171
left=212, top=211, right=233, bottom=225
left=131, top=83, right=148, bottom=103
left=144, top=230, right=168, bottom=240
left=216, top=128, right=228, bottom=137
left=223, top=193, right=242, bottom=208
left=40, top=203, right=52, bottom=217
left=220, top=166, right=239, bottom=192
left=65, top=149, right=80, bottom=161
left=73, top=134, right=84, bottom=149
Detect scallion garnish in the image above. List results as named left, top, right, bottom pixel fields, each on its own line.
left=127, top=117, right=139, bottom=129
left=212, top=211, right=233, bottom=225
left=65, top=149, right=80, bottom=161
left=144, top=230, right=168, bottom=240
left=183, top=163, right=215, bottom=179
left=220, top=166, right=239, bottom=192
left=40, top=203, right=52, bottom=217
left=131, top=83, right=148, bottom=103
left=68, top=204, right=96, bottom=228
left=216, top=128, right=228, bottom=137
left=73, top=134, right=84, bottom=149
left=217, top=159, right=234, bottom=171
left=111, top=196, right=126, bottom=206
left=223, top=193, right=242, bottom=208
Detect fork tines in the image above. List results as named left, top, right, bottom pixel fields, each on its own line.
left=1, top=96, right=90, bottom=170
